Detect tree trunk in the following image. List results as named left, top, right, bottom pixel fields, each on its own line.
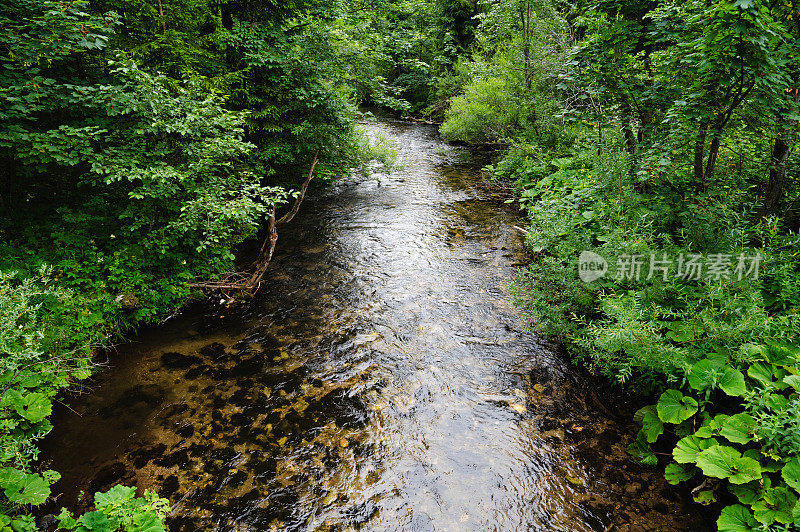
left=623, top=125, right=636, bottom=154
left=704, top=126, right=722, bottom=182
left=156, top=0, right=166, bottom=31
left=759, top=88, right=799, bottom=217
left=694, top=122, right=707, bottom=187
left=759, top=131, right=791, bottom=218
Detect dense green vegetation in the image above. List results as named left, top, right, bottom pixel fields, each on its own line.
left=432, top=0, right=800, bottom=529
left=3, top=0, right=799, bottom=529
left=0, top=0, right=393, bottom=528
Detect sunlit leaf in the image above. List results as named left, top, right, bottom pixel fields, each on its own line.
left=657, top=390, right=698, bottom=424
left=718, top=504, right=758, bottom=532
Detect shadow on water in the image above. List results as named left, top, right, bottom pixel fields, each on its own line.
left=38, top=120, right=710, bottom=531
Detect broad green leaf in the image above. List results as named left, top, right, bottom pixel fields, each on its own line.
left=765, top=341, right=799, bottom=366
left=719, top=368, right=746, bottom=396
left=782, top=457, right=800, bottom=491
left=696, top=445, right=761, bottom=484
left=731, top=480, right=766, bottom=505
left=673, top=436, right=718, bottom=464
left=718, top=504, right=757, bottom=532
left=94, top=484, right=135, bottom=510
left=740, top=343, right=768, bottom=361
left=695, top=414, right=728, bottom=438
left=726, top=457, right=763, bottom=485
left=642, top=410, right=663, bottom=443
left=664, top=463, right=694, bottom=485
left=0, top=390, right=24, bottom=409
left=633, top=405, right=652, bottom=424
left=128, top=512, right=167, bottom=532
left=0, top=468, right=25, bottom=493
left=783, top=375, right=800, bottom=390
left=9, top=515, right=36, bottom=532
left=7, top=474, right=50, bottom=505
left=17, top=373, right=42, bottom=389
left=764, top=393, right=789, bottom=411
left=57, top=508, right=77, bottom=530
left=753, top=486, right=797, bottom=525
left=720, top=413, right=756, bottom=444
left=656, top=390, right=698, bottom=424
left=78, top=512, right=112, bottom=532
left=688, top=358, right=722, bottom=391
left=748, top=362, right=774, bottom=387
left=696, top=445, right=740, bottom=479
left=627, top=431, right=657, bottom=466
left=14, top=393, right=52, bottom=423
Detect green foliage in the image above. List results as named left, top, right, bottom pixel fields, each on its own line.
left=335, top=0, right=479, bottom=113
left=441, top=74, right=519, bottom=141
left=0, top=273, right=168, bottom=530
left=628, top=345, right=800, bottom=526
left=56, top=485, right=170, bottom=532
left=439, top=0, right=568, bottom=144
left=467, top=0, right=800, bottom=528
left=0, top=0, right=382, bottom=527
left=504, top=125, right=800, bottom=526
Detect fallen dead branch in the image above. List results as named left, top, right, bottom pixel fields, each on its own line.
left=190, top=152, right=319, bottom=297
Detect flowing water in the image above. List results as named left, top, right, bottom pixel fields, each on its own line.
left=40, top=120, right=707, bottom=531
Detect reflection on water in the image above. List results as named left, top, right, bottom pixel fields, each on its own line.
left=39, top=121, right=707, bottom=531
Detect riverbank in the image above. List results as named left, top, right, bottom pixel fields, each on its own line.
left=494, top=127, right=800, bottom=530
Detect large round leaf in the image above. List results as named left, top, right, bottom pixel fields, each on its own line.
left=673, top=436, right=718, bottom=464
left=765, top=341, right=800, bottom=366
left=664, top=463, right=695, bottom=485
left=696, top=445, right=762, bottom=484
left=782, top=457, right=800, bottom=491
left=753, top=486, right=797, bottom=525
left=719, top=368, right=746, bottom=396
left=627, top=431, right=657, bottom=466
left=720, top=413, right=756, bottom=444
left=784, top=375, right=800, bottom=390
left=94, top=484, right=135, bottom=510
left=7, top=474, right=50, bottom=506
left=0, top=467, right=25, bottom=495
left=642, top=409, right=664, bottom=443
left=748, top=362, right=775, bottom=387
left=656, top=390, right=698, bottom=424
left=695, top=414, right=729, bottom=438
left=79, top=511, right=113, bottom=532
left=718, top=504, right=758, bottom=532
left=129, top=512, right=167, bottom=532
left=730, top=480, right=766, bottom=505
left=688, top=359, right=723, bottom=392
left=14, top=393, right=52, bottom=423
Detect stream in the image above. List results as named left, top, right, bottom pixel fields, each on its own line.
left=40, top=119, right=707, bottom=531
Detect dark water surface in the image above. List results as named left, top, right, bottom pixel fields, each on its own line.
left=40, top=120, right=707, bottom=531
